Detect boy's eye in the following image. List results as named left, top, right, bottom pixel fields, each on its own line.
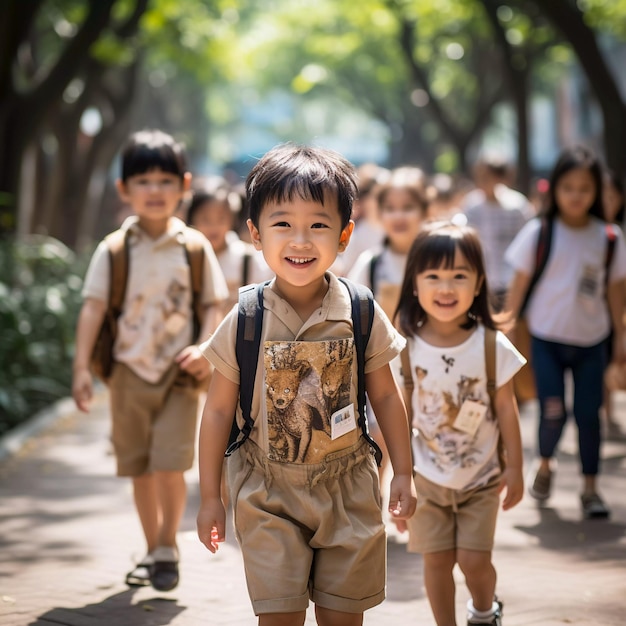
left=272, top=221, right=290, bottom=227
left=311, top=222, right=329, bottom=229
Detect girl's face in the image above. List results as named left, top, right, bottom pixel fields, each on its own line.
left=191, top=200, right=233, bottom=253
left=379, top=188, right=425, bottom=253
left=554, top=167, right=597, bottom=227
left=415, top=249, right=481, bottom=327
left=603, top=178, right=624, bottom=223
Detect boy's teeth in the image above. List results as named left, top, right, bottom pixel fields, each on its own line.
left=289, top=257, right=312, bottom=264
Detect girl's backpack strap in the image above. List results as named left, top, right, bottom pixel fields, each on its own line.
left=519, top=217, right=553, bottom=316
left=484, top=327, right=506, bottom=469
left=369, top=253, right=381, bottom=294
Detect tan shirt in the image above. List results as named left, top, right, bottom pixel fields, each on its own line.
left=83, top=216, right=228, bottom=383
left=201, top=272, right=405, bottom=463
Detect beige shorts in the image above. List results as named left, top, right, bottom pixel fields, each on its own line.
left=407, top=472, right=500, bottom=554
left=227, top=438, right=386, bottom=616
left=109, top=363, right=200, bottom=476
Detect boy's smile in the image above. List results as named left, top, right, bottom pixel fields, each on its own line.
left=248, top=195, right=353, bottom=306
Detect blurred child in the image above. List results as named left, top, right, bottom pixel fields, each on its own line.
left=187, top=177, right=272, bottom=311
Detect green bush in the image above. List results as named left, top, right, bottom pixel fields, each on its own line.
left=0, top=236, right=90, bottom=437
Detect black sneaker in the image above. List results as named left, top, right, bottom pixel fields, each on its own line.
left=581, top=492, right=610, bottom=519
left=528, top=467, right=552, bottom=501
left=149, top=546, right=180, bottom=592
left=467, top=599, right=503, bottom=625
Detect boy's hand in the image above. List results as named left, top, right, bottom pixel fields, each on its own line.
left=72, top=368, right=93, bottom=413
left=499, top=467, right=524, bottom=511
left=176, top=345, right=211, bottom=381
left=388, top=473, right=417, bottom=520
left=197, top=498, right=226, bottom=553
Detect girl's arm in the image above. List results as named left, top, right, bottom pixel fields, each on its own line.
left=607, top=279, right=625, bottom=363
left=197, top=370, right=239, bottom=552
left=365, top=364, right=417, bottom=520
left=494, top=378, right=524, bottom=510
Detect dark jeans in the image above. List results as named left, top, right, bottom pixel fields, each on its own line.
left=531, top=336, right=607, bottom=476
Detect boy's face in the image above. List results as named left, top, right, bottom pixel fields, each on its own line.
left=116, top=169, right=190, bottom=225
left=247, top=193, right=353, bottom=292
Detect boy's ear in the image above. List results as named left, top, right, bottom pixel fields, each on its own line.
left=338, top=220, right=355, bottom=253
left=248, top=218, right=262, bottom=249
left=115, top=178, right=129, bottom=203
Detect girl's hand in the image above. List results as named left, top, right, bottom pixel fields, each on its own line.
left=197, top=498, right=226, bottom=553
left=499, top=467, right=524, bottom=511
left=176, top=345, right=211, bottom=380
left=388, top=473, right=417, bottom=520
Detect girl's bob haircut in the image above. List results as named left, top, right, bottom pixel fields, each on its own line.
left=395, top=221, right=496, bottom=337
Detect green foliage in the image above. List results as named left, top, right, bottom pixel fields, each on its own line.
left=0, top=237, right=88, bottom=437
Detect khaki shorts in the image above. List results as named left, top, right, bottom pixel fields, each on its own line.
left=227, top=438, right=386, bottom=616
left=407, top=472, right=500, bottom=554
left=109, top=362, right=200, bottom=477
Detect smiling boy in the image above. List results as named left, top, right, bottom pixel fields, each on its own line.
left=196, top=144, right=416, bottom=626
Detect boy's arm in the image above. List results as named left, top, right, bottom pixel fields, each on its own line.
left=72, top=297, right=106, bottom=412
left=494, top=379, right=524, bottom=510
left=197, top=369, right=239, bottom=553
left=365, top=363, right=417, bottom=520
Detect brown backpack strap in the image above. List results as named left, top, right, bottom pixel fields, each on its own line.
left=400, top=345, right=414, bottom=423
left=484, top=327, right=496, bottom=414
left=104, top=229, right=130, bottom=315
left=484, top=327, right=506, bottom=469
left=183, top=228, right=206, bottom=342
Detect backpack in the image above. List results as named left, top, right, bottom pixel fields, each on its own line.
left=519, top=217, right=617, bottom=315
left=400, top=327, right=506, bottom=468
left=90, top=226, right=206, bottom=382
left=226, top=277, right=383, bottom=465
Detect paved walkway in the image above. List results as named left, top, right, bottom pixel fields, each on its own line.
left=1, top=391, right=625, bottom=625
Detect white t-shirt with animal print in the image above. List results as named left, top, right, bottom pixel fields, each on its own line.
left=406, top=325, right=525, bottom=491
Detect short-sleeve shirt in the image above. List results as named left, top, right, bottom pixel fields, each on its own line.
left=201, top=272, right=405, bottom=463
left=504, top=217, right=626, bottom=346
left=82, top=216, right=228, bottom=383
left=406, top=325, right=525, bottom=491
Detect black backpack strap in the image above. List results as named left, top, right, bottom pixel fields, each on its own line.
left=241, top=252, right=252, bottom=286
left=604, top=223, right=617, bottom=289
left=520, top=217, right=553, bottom=316
left=338, top=277, right=382, bottom=466
left=226, top=281, right=268, bottom=456
left=182, top=228, right=206, bottom=343
left=369, top=253, right=381, bottom=294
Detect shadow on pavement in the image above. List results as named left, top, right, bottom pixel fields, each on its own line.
left=515, top=505, right=626, bottom=554
left=29, top=589, right=186, bottom=626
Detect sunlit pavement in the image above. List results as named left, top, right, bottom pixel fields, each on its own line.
left=1, top=390, right=625, bottom=625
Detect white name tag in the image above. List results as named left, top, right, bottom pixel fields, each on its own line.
left=453, top=400, right=488, bottom=437
left=331, top=403, right=357, bottom=440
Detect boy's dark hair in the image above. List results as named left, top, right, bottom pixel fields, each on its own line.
left=544, top=145, right=604, bottom=221
left=395, top=221, right=496, bottom=337
left=246, top=143, right=358, bottom=229
left=121, top=129, right=187, bottom=182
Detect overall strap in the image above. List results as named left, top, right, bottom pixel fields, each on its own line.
left=338, top=277, right=382, bottom=466
left=226, top=281, right=267, bottom=456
